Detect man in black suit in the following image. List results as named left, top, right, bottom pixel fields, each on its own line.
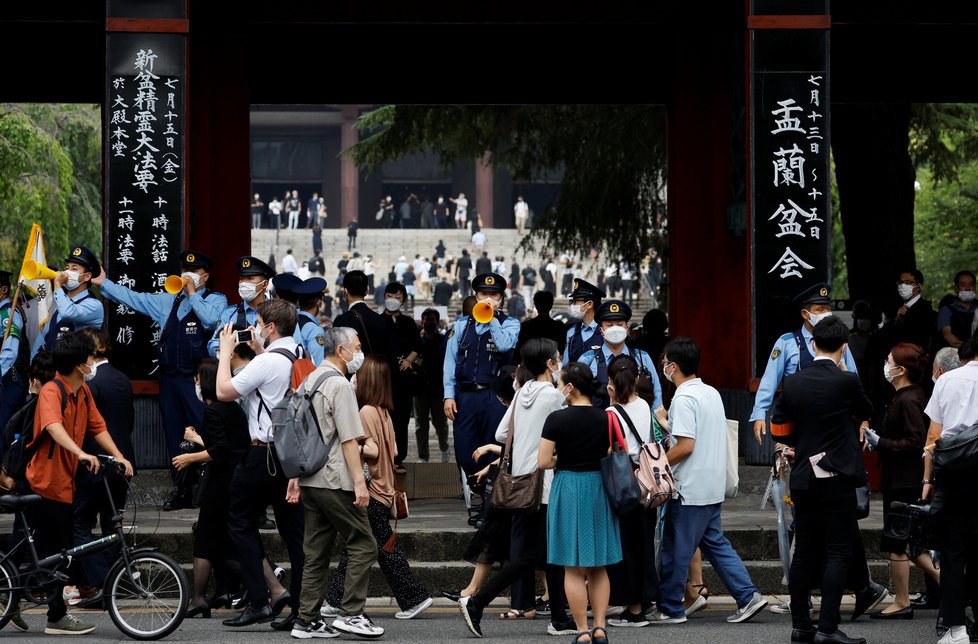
left=72, top=329, right=135, bottom=604
left=514, top=291, right=567, bottom=363
left=433, top=276, right=454, bottom=306
left=774, top=316, right=873, bottom=644
left=887, top=269, right=937, bottom=354
left=333, top=270, right=395, bottom=365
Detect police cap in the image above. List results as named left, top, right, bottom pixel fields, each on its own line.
left=237, top=256, right=275, bottom=279
left=794, top=282, right=832, bottom=307
left=180, top=250, right=213, bottom=271
left=0, top=270, right=11, bottom=288
left=293, top=277, right=327, bottom=298
left=472, top=272, right=506, bottom=294
left=596, top=299, right=632, bottom=323
left=569, top=278, right=605, bottom=303
left=272, top=273, right=302, bottom=301
left=65, top=245, right=101, bottom=276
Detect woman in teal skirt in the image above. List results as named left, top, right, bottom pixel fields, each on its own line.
left=539, top=363, right=622, bottom=644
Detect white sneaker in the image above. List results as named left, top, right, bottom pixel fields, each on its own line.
left=646, top=609, right=687, bottom=624
left=938, top=626, right=970, bottom=644
left=727, top=592, right=768, bottom=623
left=685, top=595, right=708, bottom=617
left=332, top=614, right=384, bottom=638
left=395, top=597, right=433, bottom=619
left=319, top=602, right=341, bottom=618
left=769, top=601, right=791, bottom=614
left=547, top=621, right=577, bottom=636
left=291, top=618, right=339, bottom=639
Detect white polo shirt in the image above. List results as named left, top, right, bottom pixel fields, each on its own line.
left=668, top=378, right=728, bottom=506
left=230, top=337, right=298, bottom=442
left=925, top=360, right=978, bottom=439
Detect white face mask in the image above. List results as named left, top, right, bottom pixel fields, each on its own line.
left=567, top=303, right=587, bottom=320
left=342, top=346, right=365, bottom=373
left=603, top=326, right=629, bottom=345
left=897, top=284, right=915, bottom=300
left=663, top=362, right=676, bottom=384
left=807, top=310, right=833, bottom=327
left=256, top=323, right=269, bottom=348
left=512, top=379, right=520, bottom=393
left=195, top=383, right=204, bottom=402
left=65, top=271, right=82, bottom=291
left=238, top=281, right=264, bottom=303
left=182, top=272, right=201, bottom=289
left=932, top=373, right=939, bottom=384
left=959, top=290, right=977, bottom=302
left=883, top=361, right=898, bottom=384
left=80, top=362, right=96, bottom=382
left=384, top=298, right=401, bottom=312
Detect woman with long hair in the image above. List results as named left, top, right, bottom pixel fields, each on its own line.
left=322, top=355, right=432, bottom=620
left=867, top=342, right=939, bottom=619
left=539, top=363, right=622, bottom=644
left=173, top=358, right=251, bottom=617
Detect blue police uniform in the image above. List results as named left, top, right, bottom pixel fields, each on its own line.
left=444, top=273, right=520, bottom=475
left=579, top=344, right=664, bottom=410
left=41, top=288, right=104, bottom=353
left=0, top=296, right=28, bottom=433
left=749, top=323, right=858, bottom=423
left=207, top=302, right=259, bottom=356
left=101, top=272, right=227, bottom=478
left=562, top=320, right=599, bottom=365
left=296, top=310, right=325, bottom=365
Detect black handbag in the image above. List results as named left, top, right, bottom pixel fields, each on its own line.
left=932, top=424, right=978, bottom=477
left=600, top=410, right=642, bottom=514
left=855, top=483, right=871, bottom=520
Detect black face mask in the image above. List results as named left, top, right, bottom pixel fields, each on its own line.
left=423, top=323, right=438, bottom=334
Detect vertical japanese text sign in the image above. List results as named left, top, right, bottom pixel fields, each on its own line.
left=105, top=34, right=185, bottom=379
left=750, top=14, right=831, bottom=376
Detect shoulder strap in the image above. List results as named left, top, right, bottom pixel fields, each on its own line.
left=27, top=380, right=68, bottom=452
left=613, top=403, right=644, bottom=445
left=349, top=306, right=374, bottom=354
left=270, top=347, right=298, bottom=363
left=304, top=369, right=343, bottom=398
left=500, top=403, right=518, bottom=472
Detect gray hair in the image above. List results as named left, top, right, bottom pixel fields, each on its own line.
left=934, top=347, right=961, bottom=375
left=323, top=326, right=357, bottom=357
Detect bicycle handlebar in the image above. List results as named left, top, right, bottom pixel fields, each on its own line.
left=97, top=454, right=127, bottom=476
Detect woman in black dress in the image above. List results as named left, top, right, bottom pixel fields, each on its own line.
left=173, top=358, right=250, bottom=617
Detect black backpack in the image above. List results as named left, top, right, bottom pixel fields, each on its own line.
left=0, top=380, right=68, bottom=492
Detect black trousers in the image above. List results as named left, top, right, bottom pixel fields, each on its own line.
left=72, top=474, right=128, bottom=587
left=789, top=478, right=857, bottom=634
left=30, top=498, right=74, bottom=621
left=227, top=445, right=305, bottom=611
left=391, top=382, right=413, bottom=466
left=937, top=473, right=978, bottom=627
left=471, top=506, right=569, bottom=624
left=607, top=504, right=659, bottom=608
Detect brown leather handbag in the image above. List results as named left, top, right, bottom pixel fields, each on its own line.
left=489, top=405, right=544, bottom=512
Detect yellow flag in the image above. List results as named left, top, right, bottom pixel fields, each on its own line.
left=18, top=223, right=54, bottom=355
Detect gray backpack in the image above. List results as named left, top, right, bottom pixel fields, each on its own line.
left=271, top=369, right=345, bottom=478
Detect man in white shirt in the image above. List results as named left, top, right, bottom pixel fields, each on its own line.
left=648, top=337, right=767, bottom=626
left=514, top=196, right=529, bottom=234
left=282, top=249, right=299, bottom=275
left=450, top=192, right=468, bottom=229
left=216, top=299, right=305, bottom=629
left=922, top=336, right=978, bottom=644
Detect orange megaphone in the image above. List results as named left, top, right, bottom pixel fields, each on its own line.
left=164, top=275, right=187, bottom=294
left=22, top=259, right=58, bottom=281
left=472, top=301, right=494, bottom=324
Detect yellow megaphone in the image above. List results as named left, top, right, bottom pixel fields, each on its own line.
left=22, top=259, right=58, bottom=281
left=472, top=301, right=495, bottom=324
left=164, top=275, right=187, bottom=294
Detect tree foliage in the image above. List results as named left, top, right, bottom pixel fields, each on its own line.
left=909, top=103, right=978, bottom=184
left=347, top=105, right=668, bottom=263
left=0, top=104, right=101, bottom=273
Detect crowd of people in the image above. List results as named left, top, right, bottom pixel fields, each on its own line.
left=1, top=236, right=977, bottom=643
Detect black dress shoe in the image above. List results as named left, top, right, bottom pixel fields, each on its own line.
left=270, top=591, right=291, bottom=617
left=813, top=629, right=866, bottom=644
left=258, top=515, right=276, bottom=530
left=186, top=601, right=211, bottom=618
left=208, top=593, right=232, bottom=610
left=270, top=613, right=296, bottom=631
left=851, top=582, right=888, bottom=621
left=222, top=604, right=273, bottom=627
left=792, top=628, right=817, bottom=642
left=441, top=589, right=463, bottom=602
left=870, top=605, right=913, bottom=620
left=910, top=593, right=941, bottom=610
left=162, top=491, right=194, bottom=512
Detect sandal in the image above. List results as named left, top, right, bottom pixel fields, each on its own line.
left=691, top=583, right=710, bottom=598
left=498, top=608, right=537, bottom=620
left=591, top=626, right=609, bottom=644
left=573, top=632, right=592, bottom=643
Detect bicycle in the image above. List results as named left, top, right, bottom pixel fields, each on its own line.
left=0, top=454, right=188, bottom=639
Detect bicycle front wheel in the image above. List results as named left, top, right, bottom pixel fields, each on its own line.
left=0, top=558, right=20, bottom=631
left=105, top=551, right=187, bottom=640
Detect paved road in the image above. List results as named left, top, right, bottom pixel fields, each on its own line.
left=3, top=598, right=942, bottom=643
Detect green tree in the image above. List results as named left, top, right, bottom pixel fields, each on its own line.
left=0, top=104, right=102, bottom=273
left=347, top=105, right=668, bottom=264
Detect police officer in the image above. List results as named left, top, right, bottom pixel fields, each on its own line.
left=0, top=270, right=30, bottom=432
left=562, top=278, right=605, bottom=364
left=578, top=300, right=663, bottom=410
left=293, top=277, right=327, bottom=366
left=208, top=256, right=275, bottom=357
left=751, top=283, right=859, bottom=442
left=444, top=272, right=520, bottom=475
left=94, top=250, right=227, bottom=509
left=42, top=244, right=104, bottom=353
